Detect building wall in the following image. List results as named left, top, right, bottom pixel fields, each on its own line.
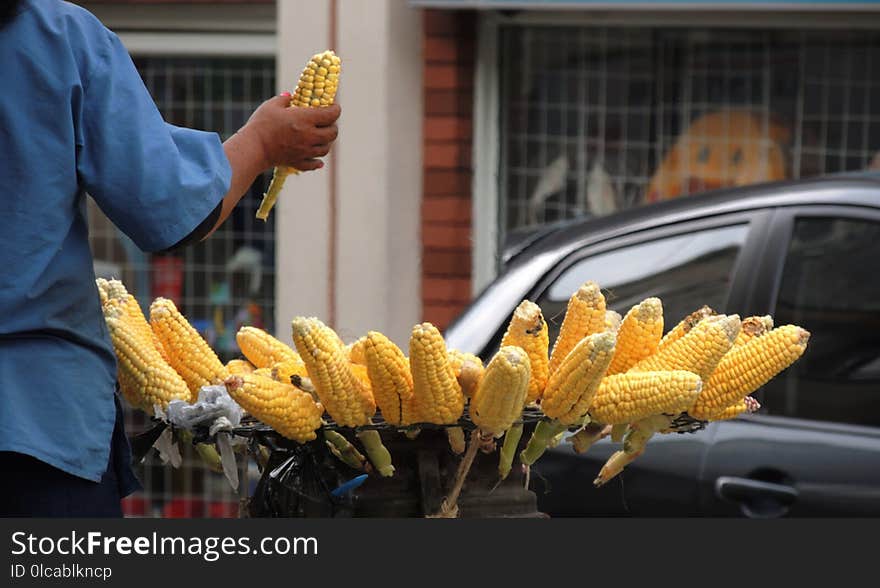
left=421, top=9, right=477, bottom=331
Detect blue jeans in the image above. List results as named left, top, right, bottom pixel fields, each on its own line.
left=0, top=394, right=142, bottom=517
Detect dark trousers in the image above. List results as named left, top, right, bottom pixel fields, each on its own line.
left=0, top=395, right=141, bottom=517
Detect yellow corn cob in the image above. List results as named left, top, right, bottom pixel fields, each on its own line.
left=362, top=331, right=417, bottom=426
left=734, top=315, right=774, bottom=347
left=607, top=297, right=664, bottom=375
left=271, top=357, right=309, bottom=385
left=291, top=317, right=376, bottom=427
left=256, top=50, right=341, bottom=221
left=96, top=278, right=110, bottom=305
left=348, top=336, right=367, bottom=366
left=588, top=370, right=703, bottom=425
left=629, top=314, right=741, bottom=380
left=224, top=374, right=323, bottom=443
left=103, top=301, right=190, bottom=414
left=448, top=349, right=484, bottom=398
left=604, top=310, right=622, bottom=333
left=236, top=326, right=300, bottom=369
left=149, top=298, right=228, bottom=397
left=500, top=300, right=549, bottom=403
left=548, top=281, right=607, bottom=376
left=470, top=346, right=531, bottom=437
left=690, top=325, right=809, bottom=419
left=540, top=331, right=617, bottom=425
left=97, top=279, right=170, bottom=363
left=657, top=305, right=716, bottom=353
left=409, top=322, right=464, bottom=425
left=708, top=396, right=761, bottom=421
left=253, top=367, right=273, bottom=378
left=226, top=359, right=255, bottom=375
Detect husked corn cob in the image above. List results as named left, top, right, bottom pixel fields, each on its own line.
left=291, top=317, right=376, bottom=427
left=548, top=281, right=607, bottom=376
left=272, top=357, right=309, bottom=385
left=97, top=279, right=170, bottom=363
left=500, top=300, right=549, bottom=403
left=690, top=325, right=809, bottom=419
left=607, top=298, right=664, bottom=375
left=448, top=350, right=484, bottom=398
left=236, top=326, right=300, bottom=368
left=604, top=310, right=622, bottom=333
left=540, top=331, right=617, bottom=425
left=226, top=359, right=255, bottom=375
left=224, top=374, right=323, bottom=443
left=657, top=305, right=716, bottom=353
left=256, top=50, right=341, bottom=221
left=253, top=367, right=273, bottom=378
left=103, top=301, right=190, bottom=414
left=734, top=315, right=773, bottom=347
left=470, top=346, right=531, bottom=437
left=150, top=298, right=228, bottom=396
left=362, top=331, right=417, bottom=426
left=629, top=314, right=741, bottom=380
left=709, top=396, right=761, bottom=421
left=348, top=336, right=367, bottom=366
left=96, top=278, right=110, bottom=305
left=588, top=370, right=703, bottom=425
left=409, top=323, right=464, bottom=425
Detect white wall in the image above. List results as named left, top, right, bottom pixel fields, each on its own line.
left=276, top=0, right=423, bottom=348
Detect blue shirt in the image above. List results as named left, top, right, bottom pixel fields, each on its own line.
left=0, top=1, right=231, bottom=483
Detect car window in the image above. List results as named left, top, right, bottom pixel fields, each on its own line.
left=762, top=217, right=880, bottom=427
left=537, top=224, right=750, bottom=344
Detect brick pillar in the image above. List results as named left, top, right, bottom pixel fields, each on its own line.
left=421, top=9, right=476, bottom=331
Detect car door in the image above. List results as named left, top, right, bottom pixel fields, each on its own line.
left=699, top=206, right=880, bottom=517
left=521, top=210, right=773, bottom=516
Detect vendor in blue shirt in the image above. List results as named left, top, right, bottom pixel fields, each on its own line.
left=0, top=0, right=340, bottom=517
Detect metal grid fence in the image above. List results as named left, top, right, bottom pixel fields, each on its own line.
left=499, top=26, right=880, bottom=238
left=87, top=56, right=276, bottom=517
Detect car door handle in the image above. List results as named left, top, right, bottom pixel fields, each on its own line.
left=715, top=476, right=799, bottom=518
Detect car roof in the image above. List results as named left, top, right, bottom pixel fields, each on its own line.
left=507, top=174, right=880, bottom=266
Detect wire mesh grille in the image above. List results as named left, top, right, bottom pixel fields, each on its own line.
left=87, top=56, right=275, bottom=517
left=499, top=26, right=880, bottom=242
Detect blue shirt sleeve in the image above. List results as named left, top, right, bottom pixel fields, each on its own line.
left=74, top=27, right=231, bottom=253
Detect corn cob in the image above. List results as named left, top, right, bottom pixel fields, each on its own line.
left=594, top=414, right=672, bottom=486
left=657, top=305, right=716, bottom=353
left=409, top=323, right=464, bottom=425
left=236, top=326, right=300, bottom=368
left=588, top=371, right=703, bottom=425
left=607, top=297, right=664, bottom=375
left=291, top=317, right=375, bottom=427
left=448, top=350, right=484, bottom=398
left=102, top=301, right=190, bottom=414
left=96, top=278, right=110, bottom=305
left=348, top=336, right=368, bottom=366
left=97, top=279, right=170, bottom=363
left=226, top=359, right=255, bottom=375
left=470, top=346, right=531, bottom=437
left=690, top=325, right=809, bottom=419
left=500, top=300, right=549, bottom=403
left=253, top=367, right=273, bottom=378
left=708, top=396, right=761, bottom=421
left=568, top=422, right=612, bottom=454
left=256, top=50, right=341, bottom=221
left=224, top=374, right=323, bottom=443
left=734, top=315, right=774, bottom=347
left=548, top=281, right=607, bottom=376
left=271, top=357, right=309, bottom=384
left=540, top=331, right=617, bottom=425
left=604, top=310, right=622, bottom=333
left=150, top=298, right=228, bottom=397
left=629, top=314, right=741, bottom=380
left=362, top=331, right=417, bottom=426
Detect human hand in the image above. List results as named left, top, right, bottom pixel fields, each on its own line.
left=243, top=94, right=341, bottom=171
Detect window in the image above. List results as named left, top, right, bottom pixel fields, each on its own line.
left=536, top=224, right=749, bottom=345
left=762, top=217, right=880, bottom=427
